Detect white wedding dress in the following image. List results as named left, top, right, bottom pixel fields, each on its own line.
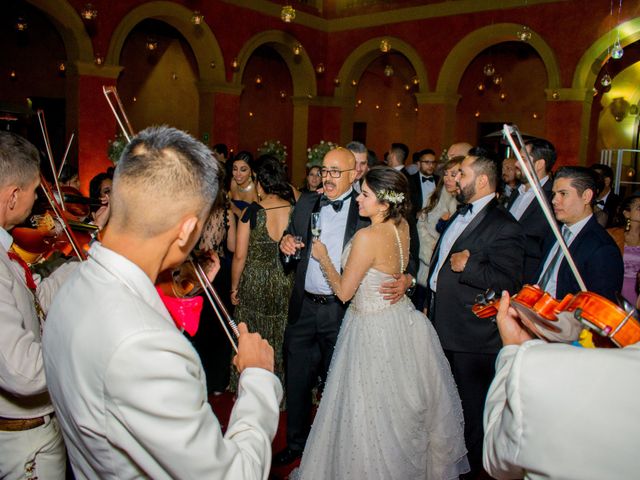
left=293, top=233, right=469, bottom=479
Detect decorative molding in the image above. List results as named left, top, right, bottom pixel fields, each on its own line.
left=196, top=80, right=243, bottom=96
left=69, top=61, right=123, bottom=78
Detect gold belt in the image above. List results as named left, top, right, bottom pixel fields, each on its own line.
left=0, top=413, right=52, bottom=431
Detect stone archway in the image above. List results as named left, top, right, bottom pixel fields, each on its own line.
left=437, top=23, right=560, bottom=95
left=234, top=30, right=317, bottom=181
left=572, top=18, right=640, bottom=162
left=334, top=36, right=429, bottom=147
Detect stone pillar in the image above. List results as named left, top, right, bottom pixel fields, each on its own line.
left=544, top=88, right=590, bottom=166
left=67, top=61, right=122, bottom=195
left=414, top=93, right=460, bottom=152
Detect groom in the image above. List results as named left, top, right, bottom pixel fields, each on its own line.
left=276, top=148, right=419, bottom=465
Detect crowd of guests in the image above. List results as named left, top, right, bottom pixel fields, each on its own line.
left=1, top=126, right=639, bottom=480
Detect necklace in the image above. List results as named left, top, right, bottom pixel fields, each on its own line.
left=237, top=181, right=254, bottom=193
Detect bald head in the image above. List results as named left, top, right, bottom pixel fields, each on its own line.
left=447, top=142, right=472, bottom=159
left=322, top=147, right=356, bottom=200
left=110, top=126, right=219, bottom=238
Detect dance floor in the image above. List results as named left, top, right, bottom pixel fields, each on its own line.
left=209, top=392, right=299, bottom=480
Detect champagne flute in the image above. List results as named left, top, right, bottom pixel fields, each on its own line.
left=311, top=212, right=322, bottom=240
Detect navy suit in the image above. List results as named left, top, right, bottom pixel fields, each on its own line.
left=535, top=215, right=623, bottom=302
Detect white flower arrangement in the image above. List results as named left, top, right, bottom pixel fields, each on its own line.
left=258, top=139, right=287, bottom=164
left=107, top=132, right=127, bottom=164
left=376, top=189, right=405, bottom=204
left=306, top=140, right=338, bottom=167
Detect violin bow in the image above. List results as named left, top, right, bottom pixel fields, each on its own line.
left=57, top=131, right=75, bottom=180
left=502, top=124, right=587, bottom=292
left=102, top=85, right=241, bottom=350
left=36, top=110, right=66, bottom=212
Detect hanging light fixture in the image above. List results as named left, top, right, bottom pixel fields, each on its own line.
left=15, top=17, right=28, bottom=32
left=281, top=5, right=296, bottom=23
left=517, top=25, right=531, bottom=42
left=293, top=43, right=302, bottom=56
left=191, top=11, right=204, bottom=25
left=279, top=90, right=287, bottom=101
left=379, top=39, right=391, bottom=53
left=601, top=72, right=612, bottom=87
left=315, top=63, right=325, bottom=75
left=552, top=90, right=560, bottom=100
left=384, top=65, right=394, bottom=77
left=500, top=92, right=507, bottom=101
left=94, top=54, right=104, bottom=66
left=231, top=58, right=239, bottom=71
left=333, top=77, right=341, bottom=86
left=492, top=74, right=503, bottom=86
left=145, top=37, right=159, bottom=52
left=9, top=70, right=17, bottom=80
left=483, top=64, right=495, bottom=76
left=351, top=79, right=357, bottom=87
left=611, top=36, right=624, bottom=59
left=58, top=62, right=66, bottom=73
left=80, top=3, right=98, bottom=21
left=255, top=75, right=263, bottom=86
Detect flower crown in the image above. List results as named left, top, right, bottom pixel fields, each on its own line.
left=376, top=189, right=405, bottom=204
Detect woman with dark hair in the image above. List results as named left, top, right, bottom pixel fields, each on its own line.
left=300, top=165, right=322, bottom=193
left=88, top=170, right=113, bottom=224
left=415, top=157, right=462, bottom=309
left=229, top=155, right=294, bottom=389
left=295, top=166, right=468, bottom=479
left=607, top=194, right=640, bottom=305
left=228, top=151, right=258, bottom=218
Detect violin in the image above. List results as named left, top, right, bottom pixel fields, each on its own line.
left=473, top=285, right=640, bottom=347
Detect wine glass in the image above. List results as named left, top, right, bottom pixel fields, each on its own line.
left=311, top=212, right=322, bottom=240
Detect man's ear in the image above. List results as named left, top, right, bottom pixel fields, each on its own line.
left=582, top=188, right=595, bottom=205
left=176, top=215, right=198, bottom=248
left=7, top=186, right=19, bottom=210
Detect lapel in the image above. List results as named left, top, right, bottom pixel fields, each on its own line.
left=506, top=188, right=520, bottom=210
left=343, top=195, right=362, bottom=248
left=427, top=210, right=460, bottom=282
left=519, top=179, right=553, bottom=223
left=450, top=198, right=496, bottom=251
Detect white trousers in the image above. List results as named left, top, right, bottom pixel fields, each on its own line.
left=0, top=414, right=66, bottom=480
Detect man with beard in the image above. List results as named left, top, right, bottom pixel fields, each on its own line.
left=507, top=138, right=555, bottom=283
left=427, top=155, right=524, bottom=478
left=500, top=157, right=519, bottom=204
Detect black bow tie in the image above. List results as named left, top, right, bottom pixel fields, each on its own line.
left=457, top=203, right=473, bottom=216
left=319, top=193, right=352, bottom=212
left=422, top=176, right=435, bottom=183
left=596, top=200, right=605, bottom=207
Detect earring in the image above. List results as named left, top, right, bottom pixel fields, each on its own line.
left=626, top=218, right=631, bottom=232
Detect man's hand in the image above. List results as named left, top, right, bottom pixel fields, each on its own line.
left=232, top=323, right=275, bottom=374
left=450, top=249, right=470, bottom=272
left=380, top=273, right=412, bottom=304
left=280, top=234, right=304, bottom=256
left=496, top=291, right=534, bottom=346
left=93, top=194, right=111, bottom=230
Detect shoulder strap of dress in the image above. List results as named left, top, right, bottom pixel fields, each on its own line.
left=392, top=224, right=403, bottom=273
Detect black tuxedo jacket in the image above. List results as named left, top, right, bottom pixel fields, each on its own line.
left=602, top=192, right=621, bottom=228
left=408, top=172, right=440, bottom=219
left=507, top=179, right=554, bottom=283
left=285, top=191, right=420, bottom=324
left=427, top=198, right=524, bottom=353
left=534, top=215, right=623, bottom=302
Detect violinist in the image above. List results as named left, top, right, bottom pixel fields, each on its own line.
left=483, top=290, right=640, bottom=479
left=42, top=126, right=281, bottom=479
left=535, top=166, right=622, bottom=302
left=0, top=132, right=77, bottom=479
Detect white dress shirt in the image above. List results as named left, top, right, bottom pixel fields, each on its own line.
left=429, top=193, right=495, bottom=292
left=305, top=189, right=353, bottom=295
left=43, top=243, right=282, bottom=479
left=419, top=174, right=437, bottom=208
left=484, top=340, right=640, bottom=479
left=536, top=214, right=592, bottom=297
left=508, top=176, right=549, bottom=221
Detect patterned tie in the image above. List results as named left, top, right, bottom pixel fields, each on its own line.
left=538, top=226, right=572, bottom=290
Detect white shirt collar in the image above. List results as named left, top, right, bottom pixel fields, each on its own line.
left=565, top=213, right=592, bottom=237
left=0, top=227, right=13, bottom=251
left=468, top=192, right=495, bottom=216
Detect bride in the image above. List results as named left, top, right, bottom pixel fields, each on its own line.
left=294, top=166, right=469, bottom=479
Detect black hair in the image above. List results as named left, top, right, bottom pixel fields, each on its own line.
left=391, top=143, right=409, bottom=163
left=554, top=166, right=598, bottom=206
left=255, top=155, right=292, bottom=202
left=525, top=138, right=557, bottom=173
left=363, top=165, right=411, bottom=224
left=469, top=156, right=499, bottom=191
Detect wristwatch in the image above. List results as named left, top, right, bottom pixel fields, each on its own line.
left=406, top=275, right=417, bottom=296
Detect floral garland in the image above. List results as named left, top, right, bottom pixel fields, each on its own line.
left=307, top=140, right=337, bottom=167
left=258, top=139, right=287, bottom=164
left=376, top=189, right=405, bottom=204
left=107, top=133, right=127, bottom=164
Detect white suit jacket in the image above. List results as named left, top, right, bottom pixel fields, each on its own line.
left=43, top=243, right=282, bottom=479
left=484, top=339, right=640, bottom=480
left=0, top=233, right=75, bottom=419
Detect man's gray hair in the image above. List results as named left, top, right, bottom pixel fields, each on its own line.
left=346, top=141, right=367, bottom=154
left=0, top=132, right=40, bottom=189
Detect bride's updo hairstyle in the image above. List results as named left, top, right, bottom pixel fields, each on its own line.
left=363, top=166, right=411, bottom=224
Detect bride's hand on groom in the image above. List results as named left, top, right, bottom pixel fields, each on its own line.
left=380, top=273, right=412, bottom=304
left=311, top=238, right=328, bottom=261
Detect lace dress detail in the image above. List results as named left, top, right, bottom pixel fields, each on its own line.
left=294, top=225, right=469, bottom=479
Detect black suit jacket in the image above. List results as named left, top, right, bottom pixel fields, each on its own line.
left=408, top=172, right=440, bottom=219
left=427, top=198, right=525, bottom=353
left=534, top=215, right=623, bottom=302
left=601, top=192, right=621, bottom=228
left=507, top=179, right=554, bottom=284
left=285, top=191, right=420, bottom=324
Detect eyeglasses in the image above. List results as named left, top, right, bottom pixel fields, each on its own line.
left=420, top=160, right=436, bottom=165
left=320, top=168, right=355, bottom=178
